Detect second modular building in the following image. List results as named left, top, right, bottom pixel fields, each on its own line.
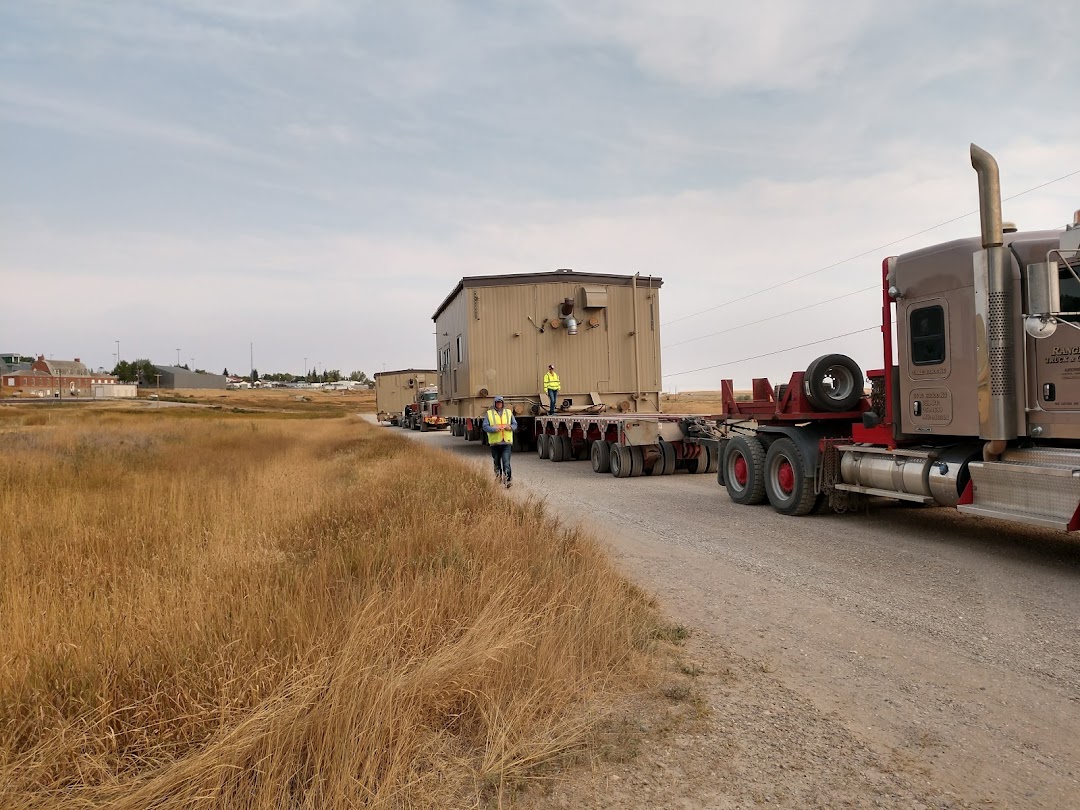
left=431, top=269, right=663, bottom=420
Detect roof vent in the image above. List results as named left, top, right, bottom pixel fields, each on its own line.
left=556, top=268, right=573, bottom=273
left=1002, top=221, right=1018, bottom=233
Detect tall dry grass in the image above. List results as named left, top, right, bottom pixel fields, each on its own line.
left=0, top=412, right=658, bottom=808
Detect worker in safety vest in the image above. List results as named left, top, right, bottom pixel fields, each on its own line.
left=543, top=364, right=560, bottom=415
left=483, top=395, right=518, bottom=488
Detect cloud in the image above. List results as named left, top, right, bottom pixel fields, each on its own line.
left=554, top=0, right=874, bottom=91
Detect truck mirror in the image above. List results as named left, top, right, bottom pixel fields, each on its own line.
left=1023, top=261, right=1060, bottom=339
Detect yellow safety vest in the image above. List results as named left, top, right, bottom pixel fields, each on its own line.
left=543, top=371, right=560, bottom=391
left=486, top=408, right=513, bottom=444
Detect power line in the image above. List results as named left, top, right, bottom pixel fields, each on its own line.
left=663, top=285, right=878, bottom=349
left=665, top=325, right=879, bottom=379
left=663, top=167, right=1080, bottom=327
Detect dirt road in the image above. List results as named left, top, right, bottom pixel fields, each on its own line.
left=381, top=419, right=1080, bottom=808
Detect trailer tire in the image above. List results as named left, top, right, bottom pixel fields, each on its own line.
left=538, top=432, right=550, bottom=459
left=610, top=443, right=631, bottom=478
left=658, top=439, right=676, bottom=476
left=628, top=446, right=645, bottom=477
left=764, top=438, right=818, bottom=516
left=560, top=435, right=574, bottom=461
left=591, top=440, right=611, bottom=473
left=692, top=446, right=710, bottom=475
left=804, top=354, right=863, bottom=413
left=724, top=436, right=767, bottom=505
left=549, top=434, right=565, bottom=462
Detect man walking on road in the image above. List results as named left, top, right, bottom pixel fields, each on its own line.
left=543, top=364, right=560, bottom=415
left=483, top=395, right=518, bottom=488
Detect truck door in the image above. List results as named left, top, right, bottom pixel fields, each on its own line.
left=1031, top=264, right=1080, bottom=411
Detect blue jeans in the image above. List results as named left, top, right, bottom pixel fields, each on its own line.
left=490, top=443, right=512, bottom=481
left=547, top=389, right=558, bottom=415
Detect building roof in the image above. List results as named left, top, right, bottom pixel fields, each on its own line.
left=39, top=358, right=89, bottom=376
left=374, top=368, right=438, bottom=378
left=2, top=369, right=50, bottom=378
left=432, top=269, right=664, bottom=320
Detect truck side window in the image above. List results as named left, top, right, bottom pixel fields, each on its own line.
left=1059, top=263, right=1080, bottom=323
left=910, top=305, right=945, bottom=365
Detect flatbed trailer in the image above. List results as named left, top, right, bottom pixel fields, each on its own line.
left=532, top=411, right=723, bottom=477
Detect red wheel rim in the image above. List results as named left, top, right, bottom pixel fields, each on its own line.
left=734, top=455, right=748, bottom=486
left=777, top=460, right=795, bottom=494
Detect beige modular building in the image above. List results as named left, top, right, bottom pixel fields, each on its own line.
left=374, top=369, right=438, bottom=425
left=432, top=269, right=663, bottom=434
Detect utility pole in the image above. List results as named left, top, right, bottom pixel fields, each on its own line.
left=176, top=348, right=180, bottom=366
left=58, top=366, right=62, bottom=402
left=155, top=372, right=161, bottom=407
left=115, top=340, right=120, bottom=372
left=304, top=356, right=308, bottom=381
left=250, top=342, right=254, bottom=380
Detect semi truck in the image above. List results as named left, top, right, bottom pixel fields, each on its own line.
left=374, top=369, right=447, bottom=430
left=705, top=144, right=1080, bottom=530
left=431, top=270, right=663, bottom=450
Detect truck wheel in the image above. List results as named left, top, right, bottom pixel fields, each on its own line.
left=420, top=419, right=429, bottom=432
left=659, top=439, right=677, bottom=475
left=538, top=433, right=550, bottom=459
left=591, top=440, right=611, bottom=473
left=724, top=436, right=767, bottom=505
left=764, top=438, right=818, bottom=516
left=804, top=354, right=863, bottom=413
left=610, top=443, right=631, bottom=478
left=549, top=434, right=565, bottom=462
left=628, top=446, right=645, bottom=477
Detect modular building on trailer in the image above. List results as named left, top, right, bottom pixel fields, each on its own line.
left=374, top=369, right=437, bottom=426
left=432, top=269, right=663, bottom=448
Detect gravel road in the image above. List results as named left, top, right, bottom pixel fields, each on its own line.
left=377, top=418, right=1080, bottom=808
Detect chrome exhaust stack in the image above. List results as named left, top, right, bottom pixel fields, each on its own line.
left=970, top=143, right=1017, bottom=445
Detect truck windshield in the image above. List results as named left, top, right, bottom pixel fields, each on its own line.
left=421, top=392, right=438, bottom=401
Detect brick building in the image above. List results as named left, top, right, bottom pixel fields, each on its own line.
left=2, top=355, right=118, bottom=398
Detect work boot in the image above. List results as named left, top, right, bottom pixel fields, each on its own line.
left=505, top=478, right=512, bottom=489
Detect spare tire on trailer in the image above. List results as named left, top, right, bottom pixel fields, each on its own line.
left=804, top=354, right=864, bottom=413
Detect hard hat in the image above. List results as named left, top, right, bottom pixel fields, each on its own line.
left=494, top=395, right=504, bottom=402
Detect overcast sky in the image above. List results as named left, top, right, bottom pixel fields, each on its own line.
left=2, top=1, right=1077, bottom=388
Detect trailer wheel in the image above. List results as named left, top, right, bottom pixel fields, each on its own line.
left=610, top=443, right=631, bottom=478
left=591, top=440, right=611, bottom=473
left=804, top=354, right=863, bottom=413
left=764, top=438, right=818, bottom=516
left=659, top=439, right=677, bottom=475
left=549, top=434, right=565, bottom=462
left=628, top=446, right=645, bottom=477
left=724, top=436, right=767, bottom=505
left=560, top=435, right=574, bottom=461
left=538, top=432, right=550, bottom=459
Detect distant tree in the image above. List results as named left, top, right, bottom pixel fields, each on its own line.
left=251, top=368, right=260, bottom=382
left=222, top=367, right=229, bottom=376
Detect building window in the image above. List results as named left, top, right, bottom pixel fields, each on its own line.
left=456, top=334, right=463, bottom=363
left=910, top=305, right=946, bottom=366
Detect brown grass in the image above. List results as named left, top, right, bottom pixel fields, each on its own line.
left=0, top=410, right=659, bottom=808
left=661, top=390, right=730, bottom=414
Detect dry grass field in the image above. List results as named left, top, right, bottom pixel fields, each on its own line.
left=660, top=390, right=729, bottom=414
left=0, top=406, right=662, bottom=808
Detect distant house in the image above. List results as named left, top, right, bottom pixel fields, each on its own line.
left=2, top=355, right=117, bottom=398
left=153, top=366, right=227, bottom=390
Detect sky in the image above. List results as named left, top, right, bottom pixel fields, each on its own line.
left=2, top=0, right=1078, bottom=389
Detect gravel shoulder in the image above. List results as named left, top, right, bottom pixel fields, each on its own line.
left=376, top=417, right=1080, bottom=809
